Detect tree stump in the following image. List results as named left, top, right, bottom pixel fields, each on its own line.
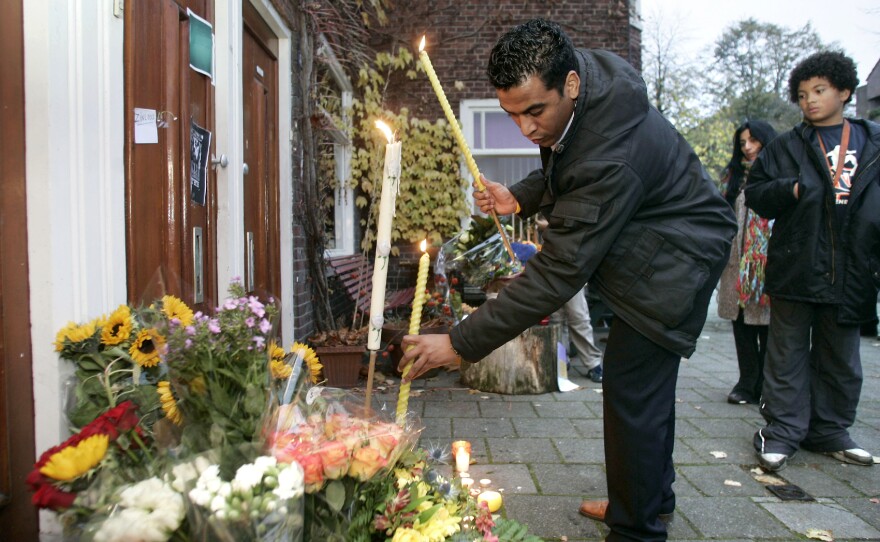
left=460, top=324, right=560, bottom=394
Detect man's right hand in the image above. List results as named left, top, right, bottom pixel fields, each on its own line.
left=473, top=175, right=518, bottom=215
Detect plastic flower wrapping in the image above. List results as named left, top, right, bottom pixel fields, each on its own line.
left=262, top=349, right=424, bottom=541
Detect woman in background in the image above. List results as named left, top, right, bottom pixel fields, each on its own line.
left=717, top=119, right=778, bottom=405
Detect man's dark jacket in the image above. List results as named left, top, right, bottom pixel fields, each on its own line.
left=449, top=49, right=736, bottom=360
left=744, top=119, right=880, bottom=323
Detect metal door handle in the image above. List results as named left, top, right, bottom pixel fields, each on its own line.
left=193, top=227, right=204, bottom=303
left=246, top=231, right=255, bottom=292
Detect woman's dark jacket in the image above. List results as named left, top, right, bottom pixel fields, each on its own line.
left=449, top=49, right=736, bottom=360
left=744, top=119, right=880, bottom=323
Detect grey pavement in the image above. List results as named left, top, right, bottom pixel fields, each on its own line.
left=367, top=297, right=880, bottom=541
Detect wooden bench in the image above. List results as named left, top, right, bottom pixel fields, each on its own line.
left=326, top=254, right=415, bottom=314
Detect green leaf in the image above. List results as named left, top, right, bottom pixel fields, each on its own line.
left=325, top=480, right=346, bottom=512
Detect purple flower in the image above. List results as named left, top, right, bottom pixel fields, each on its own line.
left=259, top=319, right=272, bottom=334
left=185, top=339, right=193, bottom=348
left=253, top=336, right=265, bottom=349
left=209, top=319, right=221, bottom=334
left=223, top=298, right=237, bottom=310
left=248, top=297, right=266, bottom=318
left=245, top=317, right=256, bottom=328
left=185, top=326, right=197, bottom=336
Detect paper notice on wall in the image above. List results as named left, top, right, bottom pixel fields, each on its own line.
left=190, top=120, right=211, bottom=206
left=134, top=108, right=158, bottom=144
left=557, top=342, right=580, bottom=392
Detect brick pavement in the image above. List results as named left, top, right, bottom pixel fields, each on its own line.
left=371, top=301, right=880, bottom=541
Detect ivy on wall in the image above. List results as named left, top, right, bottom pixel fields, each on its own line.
left=349, top=48, right=470, bottom=253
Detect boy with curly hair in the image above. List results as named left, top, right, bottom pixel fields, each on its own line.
left=745, top=51, right=880, bottom=471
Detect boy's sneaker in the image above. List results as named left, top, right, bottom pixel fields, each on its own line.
left=826, top=448, right=874, bottom=466
left=757, top=452, right=791, bottom=471
left=586, top=364, right=603, bottom=383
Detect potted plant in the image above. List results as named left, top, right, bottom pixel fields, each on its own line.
left=307, top=327, right=368, bottom=388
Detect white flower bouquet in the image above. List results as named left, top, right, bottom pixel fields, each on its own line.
left=185, top=455, right=304, bottom=542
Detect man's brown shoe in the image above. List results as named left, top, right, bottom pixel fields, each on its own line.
left=579, top=500, right=608, bottom=521
left=578, top=499, right=675, bottom=525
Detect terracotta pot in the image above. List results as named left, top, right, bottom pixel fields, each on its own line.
left=314, top=345, right=366, bottom=388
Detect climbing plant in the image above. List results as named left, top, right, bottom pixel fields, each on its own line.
left=349, top=47, right=470, bottom=253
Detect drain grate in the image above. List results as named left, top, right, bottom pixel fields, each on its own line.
left=766, top=484, right=815, bottom=501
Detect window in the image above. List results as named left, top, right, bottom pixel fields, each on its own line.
left=460, top=99, right=542, bottom=241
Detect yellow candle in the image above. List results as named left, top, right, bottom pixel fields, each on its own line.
left=418, top=36, right=516, bottom=262
left=396, top=240, right=430, bottom=425
left=477, top=490, right=503, bottom=513
left=418, top=37, right=485, bottom=191
left=368, top=121, right=402, bottom=351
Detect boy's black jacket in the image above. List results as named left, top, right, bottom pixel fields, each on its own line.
left=449, top=49, right=736, bottom=361
left=745, top=119, right=880, bottom=324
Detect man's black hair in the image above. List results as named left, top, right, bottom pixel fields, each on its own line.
left=788, top=50, right=859, bottom=104
left=486, top=18, right=577, bottom=93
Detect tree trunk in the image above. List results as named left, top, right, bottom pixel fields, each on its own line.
left=460, top=324, right=560, bottom=394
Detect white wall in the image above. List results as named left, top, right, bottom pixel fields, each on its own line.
left=24, top=0, right=126, bottom=534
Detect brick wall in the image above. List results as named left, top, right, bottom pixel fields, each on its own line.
left=368, top=0, right=642, bottom=120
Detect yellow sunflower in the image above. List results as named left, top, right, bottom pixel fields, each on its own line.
left=40, top=434, right=109, bottom=481
left=291, top=342, right=322, bottom=384
left=157, top=381, right=183, bottom=425
left=101, top=304, right=133, bottom=346
left=129, top=328, right=165, bottom=367
left=268, top=342, right=291, bottom=379
left=161, top=295, right=194, bottom=327
left=189, top=375, right=207, bottom=395
left=54, top=319, right=99, bottom=351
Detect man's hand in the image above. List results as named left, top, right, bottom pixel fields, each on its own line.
left=473, top=175, right=518, bottom=215
left=398, top=333, right=461, bottom=381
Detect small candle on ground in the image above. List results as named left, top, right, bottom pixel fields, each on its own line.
left=478, top=490, right=503, bottom=513
left=451, top=439, right=472, bottom=473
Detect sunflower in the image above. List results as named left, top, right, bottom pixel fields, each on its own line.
left=161, top=295, right=194, bottom=327
left=129, top=328, right=165, bottom=367
left=54, top=319, right=99, bottom=350
left=157, top=381, right=183, bottom=425
left=291, top=342, right=322, bottom=384
left=268, top=342, right=291, bottom=379
left=101, top=304, right=133, bottom=346
left=40, top=434, right=110, bottom=482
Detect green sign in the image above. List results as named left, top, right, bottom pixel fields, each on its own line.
left=188, top=9, right=213, bottom=80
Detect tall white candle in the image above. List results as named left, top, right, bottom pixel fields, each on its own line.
left=368, top=121, right=402, bottom=351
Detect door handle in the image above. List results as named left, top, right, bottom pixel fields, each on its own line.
left=193, top=227, right=204, bottom=303
left=246, top=231, right=255, bottom=292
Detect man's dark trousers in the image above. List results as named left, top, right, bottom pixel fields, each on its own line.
left=602, top=260, right=724, bottom=542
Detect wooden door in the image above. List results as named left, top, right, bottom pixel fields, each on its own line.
left=242, top=6, right=280, bottom=302
left=0, top=0, right=38, bottom=537
left=124, top=0, right=216, bottom=310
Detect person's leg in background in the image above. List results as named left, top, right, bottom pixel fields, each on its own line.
left=729, top=311, right=764, bottom=404
left=561, top=287, right=604, bottom=382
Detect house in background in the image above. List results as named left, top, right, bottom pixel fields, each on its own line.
left=856, top=58, right=880, bottom=121
left=0, top=0, right=641, bottom=538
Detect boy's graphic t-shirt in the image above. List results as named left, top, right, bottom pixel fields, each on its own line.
left=814, top=122, right=866, bottom=207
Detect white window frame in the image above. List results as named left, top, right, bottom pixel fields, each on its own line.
left=319, top=34, right=356, bottom=257
left=460, top=98, right=540, bottom=214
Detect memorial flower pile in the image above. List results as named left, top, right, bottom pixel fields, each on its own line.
left=34, top=280, right=543, bottom=541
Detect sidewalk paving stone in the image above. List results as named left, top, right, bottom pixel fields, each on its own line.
left=384, top=300, right=880, bottom=540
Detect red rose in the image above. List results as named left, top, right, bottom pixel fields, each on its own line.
left=31, top=484, right=76, bottom=510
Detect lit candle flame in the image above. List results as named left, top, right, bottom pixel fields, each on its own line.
left=420, top=239, right=427, bottom=252
left=419, top=35, right=426, bottom=52
left=375, top=120, right=394, bottom=143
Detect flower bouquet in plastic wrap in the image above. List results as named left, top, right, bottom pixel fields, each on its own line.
left=263, top=355, right=423, bottom=542
left=173, top=451, right=305, bottom=542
